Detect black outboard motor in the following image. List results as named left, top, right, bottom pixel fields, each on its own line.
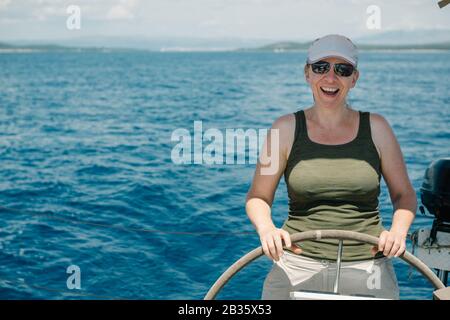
left=419, top=158, right=450, bottom=285
left=420, top=158, right=450, bottom=223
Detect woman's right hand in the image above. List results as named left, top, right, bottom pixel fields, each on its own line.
left=258, top=226, right=302, bottom=261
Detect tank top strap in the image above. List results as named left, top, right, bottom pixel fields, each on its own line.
left=292, top=109, right=307, bottom=143
left=357, top=111, right=372, bottom=141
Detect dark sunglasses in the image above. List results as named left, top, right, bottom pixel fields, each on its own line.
left=310, top=60, right=355, bottom=77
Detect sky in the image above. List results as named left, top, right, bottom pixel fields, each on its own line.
left=0, top=0, right=449, bottom=42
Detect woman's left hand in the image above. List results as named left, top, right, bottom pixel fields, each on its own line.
left=371, top=230, right=407, bottom=258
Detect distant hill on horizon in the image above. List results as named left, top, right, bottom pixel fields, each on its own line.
left=0, top=41, right=139, bottom=52
left=3, top=40, right=450, bottom=53
left=0, top=36, right=279, bottom=52
left=2, top=29, right=450, bottom=52
left=237, top=41, right=450, bottom=52
left=240, top=29, right=450, bottom=52
left=354, top=29, right=450, bottom=45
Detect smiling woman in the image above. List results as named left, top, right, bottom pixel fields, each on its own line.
left=245, top=34, right=417, bottom=299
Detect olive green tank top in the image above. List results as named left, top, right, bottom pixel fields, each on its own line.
left=282, top=109, right=385, bottom=261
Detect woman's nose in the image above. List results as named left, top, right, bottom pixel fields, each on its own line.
left=324, top=67, right=338, bottom=81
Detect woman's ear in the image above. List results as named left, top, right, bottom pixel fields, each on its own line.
left=350, top=69, right=359, bottom=88
left=304, top=64, right=310, bottom=84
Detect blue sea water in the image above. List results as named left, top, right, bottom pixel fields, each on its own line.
left=0, top=50, right=449, bottom=299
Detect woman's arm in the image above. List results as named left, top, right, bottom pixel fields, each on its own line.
left=246, top=114, right=302, bottom=261
left=370, top=113, right=417, bottom=258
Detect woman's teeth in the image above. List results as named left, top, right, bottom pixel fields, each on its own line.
left=320, top=87, right=339, bottom=96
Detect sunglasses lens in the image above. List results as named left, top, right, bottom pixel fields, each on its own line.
left=311, top=61, right=330, bottom=74
left=334, top=63, right=354, bottom=77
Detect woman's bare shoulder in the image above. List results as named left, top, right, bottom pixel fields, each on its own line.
left=369, top=112, right=397, bottom=158
left=272, top=113, right=296, bottom=130
left=369, top=112, right=393, bottom=135
left=271, top=113, right=296, bottom=159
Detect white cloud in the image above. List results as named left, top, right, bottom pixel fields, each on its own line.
left=0, top=0, right=11, bottom=10
left=106, top=5, right=133, bottom=20
left=106, top=0, right=139, bottom=20
left=30, top=3, right=68, bottom=21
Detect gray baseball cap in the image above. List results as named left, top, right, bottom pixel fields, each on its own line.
left=307, top=34, right=358, bottom=67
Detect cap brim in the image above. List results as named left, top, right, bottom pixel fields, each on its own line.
left=308, top=51, right=357, bottom=67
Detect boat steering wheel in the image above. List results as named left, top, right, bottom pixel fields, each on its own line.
left=204, top=230, right=447, bottom=300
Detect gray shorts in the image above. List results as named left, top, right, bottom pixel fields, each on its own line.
left=262, top=250, right=399, bottom=300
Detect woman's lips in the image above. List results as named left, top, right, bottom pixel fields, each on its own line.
left=320, top=86, right=340, bottom=97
